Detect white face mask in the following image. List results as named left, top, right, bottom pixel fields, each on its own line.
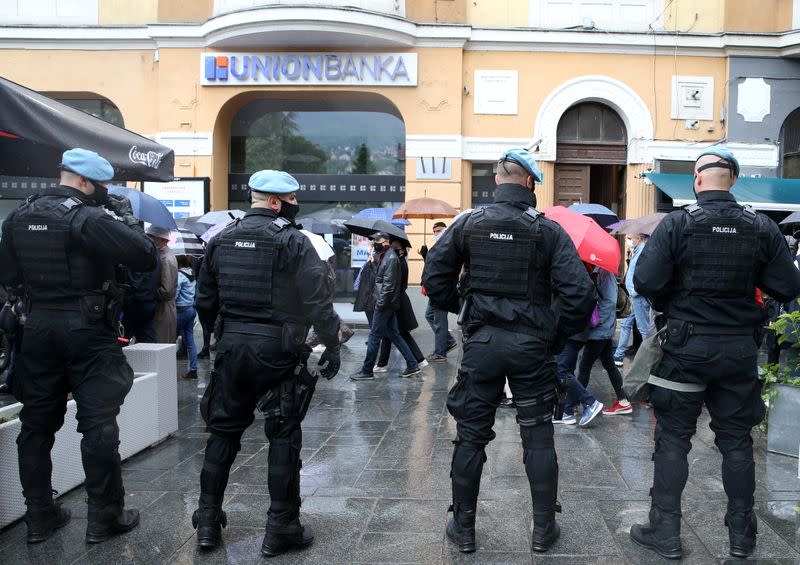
left=433, top=229, right=445, bottom=242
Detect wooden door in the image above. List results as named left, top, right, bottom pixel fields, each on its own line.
left=554, top=164, right=589, bottom=207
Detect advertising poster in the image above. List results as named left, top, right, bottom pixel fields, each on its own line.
left=350, top=234, right=372, bottom=268
left=143, top=178, right=208, bottom=219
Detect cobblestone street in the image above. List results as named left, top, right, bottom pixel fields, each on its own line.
left=1, top=297, right=799, bottom=564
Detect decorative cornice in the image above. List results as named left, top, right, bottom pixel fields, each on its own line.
left=2, top=7, right=800, bottom=57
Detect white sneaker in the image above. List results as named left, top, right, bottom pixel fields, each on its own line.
left=418, top=359, right=429, bottom=369
left=553, top=413, right=577, bottom=425
left=374, top=365, right=389, bottom=373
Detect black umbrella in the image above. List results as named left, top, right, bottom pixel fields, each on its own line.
left=0, top=76, right=174, bottom=181
left=296, top=217, right=347, bottom=234
left=344, top=218, right=410, bottom=244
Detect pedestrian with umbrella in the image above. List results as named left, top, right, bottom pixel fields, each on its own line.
left=108, top=186, right=177, bottom=230
left=346, top=220, right=422, bottom=380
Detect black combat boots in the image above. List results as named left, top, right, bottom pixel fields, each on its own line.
left=24, top=502, right=71, bottom=544
left=725, top=509, right=758, bottom=558
left=261, top=523, right=315, bottom=557
left=531, top=517, right=561, bottom=552
left=85, top=502, right=140, bottom=544
left=446, top=504, right=476, bottom=553
left=192, top=508, right=227, bottom=549
left=630, top=506, right=683, bottom=560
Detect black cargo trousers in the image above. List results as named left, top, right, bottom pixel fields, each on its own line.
left=199, top=325, right=308, bottom=533
left=649, top=332, right=765, bottom=521
left=16, top=306, right=133, bottom=510
left=447, top=325, right=560, bottom=529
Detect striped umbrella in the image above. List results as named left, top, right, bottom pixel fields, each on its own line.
left=168, top=228, right=205, bottom=257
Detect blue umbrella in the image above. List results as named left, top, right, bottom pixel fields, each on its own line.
left=353, top=207, right=411, bottom=227
left=108, top=185, right=177, bottom=230
left=568, top=203, right=619, bottom=229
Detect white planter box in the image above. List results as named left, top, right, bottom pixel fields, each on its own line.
left=0, top=371, right=159, bottom=529
left=123, top=343, right=178, bottom=442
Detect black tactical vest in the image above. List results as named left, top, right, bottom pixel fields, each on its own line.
left=216, top=216, right=300, bottom=321
left=8, top=195, right=104, bottom=301
left=466, top=206, right=549, bottom=304
left=679, top=203, right=760, bottom=298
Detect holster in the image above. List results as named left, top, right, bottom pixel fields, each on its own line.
left=101, top=280, right=124, bottom=328
left=281, top=322, right=308, bottom=354
left=257, top=359, right=318, bottom=423
left=80, top=294, right=108, bottom=325
left=666, top=318, right=690, bottom=346
left=553, top=378, right=567, bottom=421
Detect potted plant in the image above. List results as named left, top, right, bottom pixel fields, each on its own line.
left=761, top=310, right=800, bottom=458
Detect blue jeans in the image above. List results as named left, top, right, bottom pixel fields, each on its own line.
left=614, top=312, right=635, bottom=359
left=557, top=339, right=596, bottom=415
left=425, top=302, right=456, bottom=356
left=362, top=308, right=418, bottom=374
left=176, top=306, right=198, bottom=371
left=632, top=295, right=652, bottom=341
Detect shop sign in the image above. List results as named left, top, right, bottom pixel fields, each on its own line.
left=351, top=234, right=373, bottom=269
left=201, top=52, right=417, bottom=87
left=143, top=178, right=209, bottom=219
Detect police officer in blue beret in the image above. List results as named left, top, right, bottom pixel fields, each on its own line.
left=631, top=147, right=800, bottom=559
left=423, top=148, right=596, bottom=553
left=192, top=169, right=341, bottom=556
left=0, top=148, right=158, bottom=544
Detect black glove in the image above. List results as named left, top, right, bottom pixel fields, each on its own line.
left=318, top=344, right=341, bottom=380
left=106, top=194, right=133, bottom=217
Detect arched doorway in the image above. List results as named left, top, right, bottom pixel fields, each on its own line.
left=780, top=106, right=800, bottom=178
left=553, top=102, right=627, bottom=212
left=223, top=93, right=406, bottom=299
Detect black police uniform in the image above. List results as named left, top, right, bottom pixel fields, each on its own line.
left=633, top=189, right=800, bottom=558
left=0, top=186, right=157, bottom=541
left=194, top=207, right=340, bottom=553
left=422, top=183, right=596, bottom=552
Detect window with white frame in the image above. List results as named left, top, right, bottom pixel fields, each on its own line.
left=528, top=0, right=663, bottom=31
left=0, top=0, right=98, bottom=25
left=213, top=0, right=404, bottom=17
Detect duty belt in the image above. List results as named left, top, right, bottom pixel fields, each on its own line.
left=224, top=320, right=283, bottom=337
left=682, top=322, right=756, bottom=336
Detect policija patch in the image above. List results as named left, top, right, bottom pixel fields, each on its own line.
left=712, top=226, right=737, bottom=234
left=489, top=232, right=514, bottom=241
left=234, top=240, right=256, bottom=249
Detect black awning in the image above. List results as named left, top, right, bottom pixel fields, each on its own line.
left=0, top=76, right=174, bottom=182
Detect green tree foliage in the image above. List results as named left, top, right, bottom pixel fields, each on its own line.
left=351, top=143, right=375, bottom=174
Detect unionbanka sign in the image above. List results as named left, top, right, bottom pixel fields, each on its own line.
left=201, top=53, right=418, bottom=87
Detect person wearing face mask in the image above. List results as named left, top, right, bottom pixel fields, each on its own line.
left=0, top=148, right=158, bottom=545
left=350, top=232, right=421, bottom=380
left=631, top=147, right=800, bottom=560
left=191, top=170, right=341, bottom=557
left=423, top=221, right=458, bottom=363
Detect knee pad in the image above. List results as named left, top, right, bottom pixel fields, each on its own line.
left=83, top=421, right=120, bottom=452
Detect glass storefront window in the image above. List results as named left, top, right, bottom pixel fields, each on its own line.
left=230, top=99, right=405, bottom=176
left=57, top=98, right=125, bottom=128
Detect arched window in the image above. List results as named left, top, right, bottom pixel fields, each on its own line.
left=780, top=107, right=800, bottom=178
left=557, top=102, right=626, bottom=145
left=49, top=95, right=124, bottom=128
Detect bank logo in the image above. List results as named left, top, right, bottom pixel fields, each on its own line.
left=202, top=52, right=417, bottom=87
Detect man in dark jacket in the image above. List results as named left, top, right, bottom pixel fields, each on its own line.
left=192, top=170, right=341, bottom=557
left=423, top=148, right=596, bottom=554
left=0, top=148, right=158, bottom=545
left=123, top=262, right=161, bottom=344
left=351, top=232, right=421, bottom=380
left=631, top=147, right=800, bottom=560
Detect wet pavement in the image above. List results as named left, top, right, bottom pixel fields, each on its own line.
left=0, top=294, right=799, bottom=564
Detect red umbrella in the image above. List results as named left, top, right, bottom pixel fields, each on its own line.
left=543, top=206, right=621, bottom=273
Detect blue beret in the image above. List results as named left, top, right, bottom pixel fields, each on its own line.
left=697, top=146, right=740, bottom=177
left=248, top=170, right=299, bottom=194
left=500, top=148, right=544, bottom=183
left=61, top=148, right=114, bottom=182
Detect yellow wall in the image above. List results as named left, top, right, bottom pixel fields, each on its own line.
left=466, top=0, right=528, bottom=27
left=724, top=0, right=793, bottom=32
left=99, top=0, right=158, bottom=25
left=158, top=0, right=213, bottom=23
left=405, top=0, right=467, bottom=23
left=663, top=0, right=724, bottom=33
left=461, top=51, right=727, bottom=142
